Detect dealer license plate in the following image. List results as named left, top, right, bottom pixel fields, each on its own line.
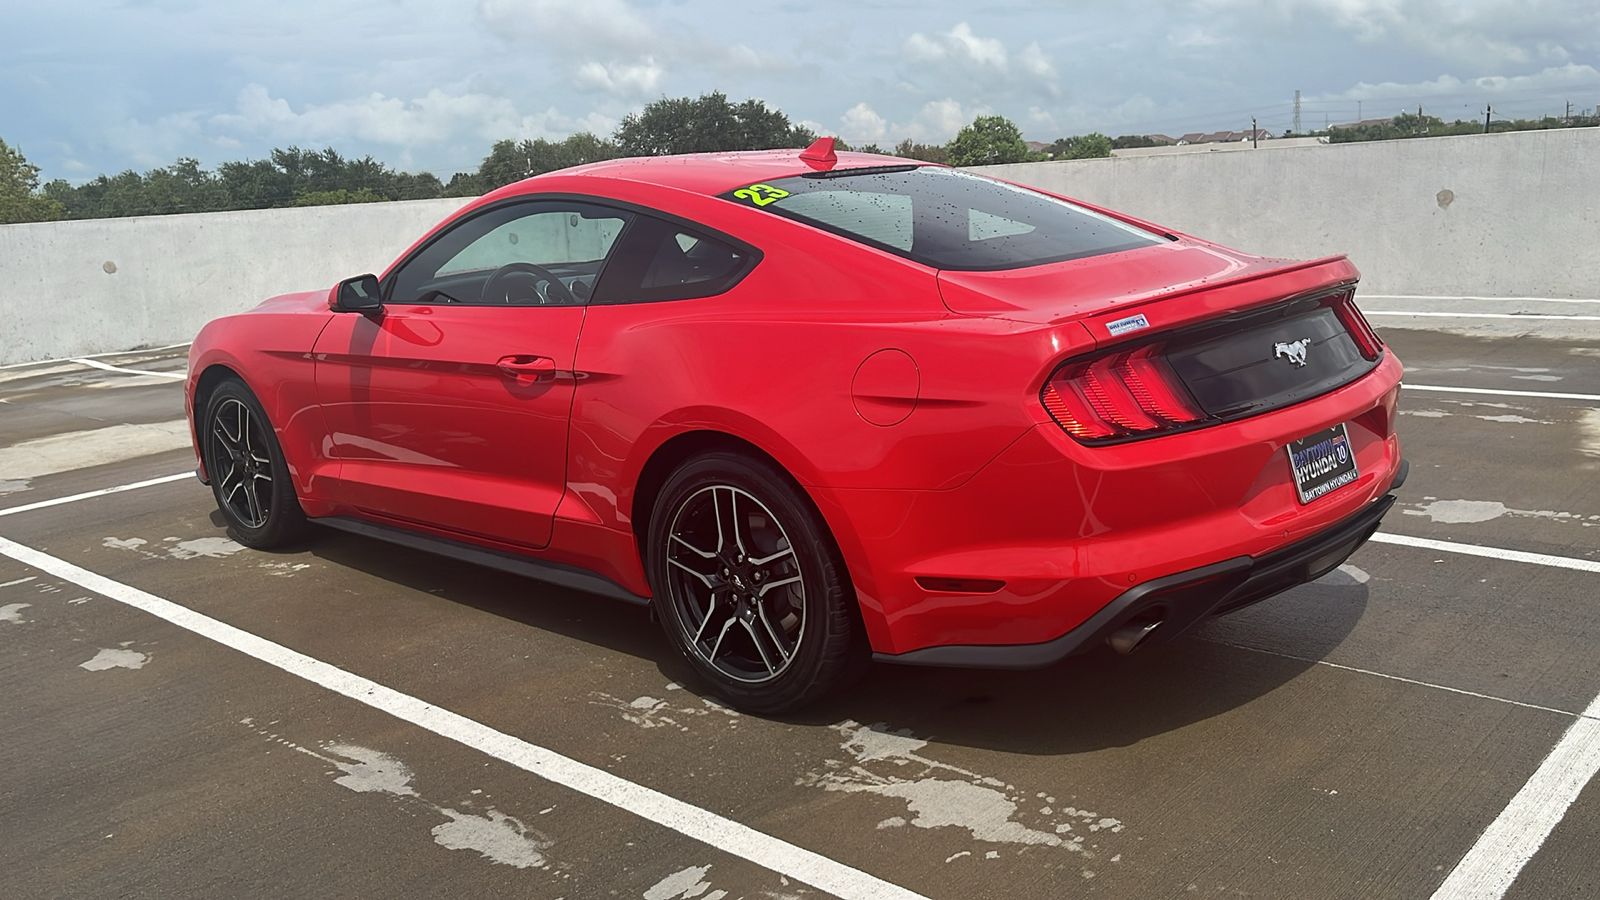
left=1288, top=423, right=1359, bottom=504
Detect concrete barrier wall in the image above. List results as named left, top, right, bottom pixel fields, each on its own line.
left=980, top=127, right=1600, bottom=300
left=0, top=197, right=471, bottom=366
left=2, top=127, right=1595, bottom=366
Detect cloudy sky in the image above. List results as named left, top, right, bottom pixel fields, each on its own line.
left=5, top=0, right=1598, bottom=183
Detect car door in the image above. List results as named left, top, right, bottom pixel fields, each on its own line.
left=313, top=198, right=632, bottom=549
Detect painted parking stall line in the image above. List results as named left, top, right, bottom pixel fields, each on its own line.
left=1370, top=533, right=1600, bottom=575
left=0, top=342, right=192, bottom=371
left=70, top=357, right=188, bottom=380
left=1361, top=295, right=1600, bottom=304
left=1401, top=384, right=1600, bottom=404
left=1430, top=696, right=1600, bottom=900
left=0, top=532, right=929, bottom=900
left=1366, top=312, right=1600, bottom=321
left=0, top=472, right=193, bottom=518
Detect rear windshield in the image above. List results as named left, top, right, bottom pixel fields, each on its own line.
left=720, top=166, right=1166, bottom=271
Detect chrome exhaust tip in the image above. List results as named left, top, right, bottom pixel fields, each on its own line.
left=1107, top=619, right=1162, bottom=655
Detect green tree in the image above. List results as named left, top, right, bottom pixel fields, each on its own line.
left=615, top=92, right=813, bottom=156
left=945, top=115, right=1034, bottom=167
left=1328, top=112, right=1449, bottom=143
left=471, top=132, right=621, bottom=192
left=1049, top=133, right=1113, bottom=159
left=891, top=139, right=948, bottom=164
left=1, top=138, right=65, bottom=224
left=292, top=187, right=388, bottom=206
left=1110, top=134, right=1166, bottom=150
left=216, top=158, right=294, bottom=209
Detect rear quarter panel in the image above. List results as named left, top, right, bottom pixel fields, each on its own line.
left=563, top=187, right=1100, bottom=541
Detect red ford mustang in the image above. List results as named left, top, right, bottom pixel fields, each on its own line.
left=186, top=139, right=1404, bottom=712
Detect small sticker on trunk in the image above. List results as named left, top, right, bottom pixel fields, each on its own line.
left=1106, top=314, right=1150, bottom=337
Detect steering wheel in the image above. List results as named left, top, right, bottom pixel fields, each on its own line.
left=481, top=262, right=578, bottom=306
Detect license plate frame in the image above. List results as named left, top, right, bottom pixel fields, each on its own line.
left=1288, top=423, right=1360, bottom=505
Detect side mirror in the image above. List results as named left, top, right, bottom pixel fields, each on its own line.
left=330, top=274, right=383, bottom=314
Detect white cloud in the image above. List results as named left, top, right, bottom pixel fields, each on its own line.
left=477, top=0, right=656, bottom=54
left=212, top=83, right=616, bottom=148
left=900, top=22, right=1061, bottom=100
left=886, top=98, right=984, bottom=143
left=1199, top=0, right=1600, bottom=64
left=1317, top=63, right=1600, bottom=104
left=478, top=0, right=795, bottom=99
left=840, top=102, right=889, bottom=143
left=574, top=59, right=664, bottom=97
left=905, top=22, right=1012, bottom=70
left=1016, top=43, right=1058, bottom=79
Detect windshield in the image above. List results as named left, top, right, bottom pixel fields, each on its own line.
left=721, top=166, right=1166, bottom=271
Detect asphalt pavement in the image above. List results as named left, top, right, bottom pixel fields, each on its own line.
left=2, top=307, right=1598, bottom=900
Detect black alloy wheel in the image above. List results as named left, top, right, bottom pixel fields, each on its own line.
left=648, top=451, right=865, bottom=714
left=203, top=378, right=307, bottom=548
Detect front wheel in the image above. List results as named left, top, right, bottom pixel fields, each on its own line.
left=647, top=451, right=864, bottom=714
left=202, top=378, right=308, bottom=549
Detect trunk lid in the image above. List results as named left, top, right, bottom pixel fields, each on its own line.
left=948, top=239, right=1383, bottom=441
left=936, top=238, right=1360, bottom=342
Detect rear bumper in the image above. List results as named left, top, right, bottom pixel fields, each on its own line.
left=875, top=477, right=1400, bottom=668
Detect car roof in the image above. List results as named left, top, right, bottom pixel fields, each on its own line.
left=505, top=148, right=933, bottom=197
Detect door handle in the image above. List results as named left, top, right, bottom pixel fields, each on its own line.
left=497, top=355, right=557, bottom=385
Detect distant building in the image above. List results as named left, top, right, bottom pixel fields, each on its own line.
left=1178, top=129, right=1273, bottom=145
left=1329, top=118, right=1397, bottom=130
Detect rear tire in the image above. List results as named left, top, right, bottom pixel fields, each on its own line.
left=201, top=378, right=308, bottom=549
left=646, top=451, right=864, bottom=714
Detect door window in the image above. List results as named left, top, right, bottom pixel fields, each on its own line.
left=388, top=201, right=632, bottom=306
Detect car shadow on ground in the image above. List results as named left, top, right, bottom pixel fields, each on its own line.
left=793, top=576, right=1368, bottom=755
left=298, top=523, right=1367, bottom=757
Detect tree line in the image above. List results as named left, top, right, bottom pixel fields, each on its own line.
left=1324, top=109, right=1600, bottom=143
left=2, top=92, right=1129, bottom=225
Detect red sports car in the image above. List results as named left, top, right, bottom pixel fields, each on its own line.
left=186, top=139, right=1404, bottom=713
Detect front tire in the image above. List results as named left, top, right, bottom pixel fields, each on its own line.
left=647, top=451, right=864, bottom=714
left=202, top=378, right=308, bottom=549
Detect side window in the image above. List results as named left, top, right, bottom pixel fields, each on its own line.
left=592, top=215, right=759, bottom=304
left=388, top=201, right=631, bottom=306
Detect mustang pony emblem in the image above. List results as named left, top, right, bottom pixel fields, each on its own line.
left=1274, top=338, right=1311, bottom=367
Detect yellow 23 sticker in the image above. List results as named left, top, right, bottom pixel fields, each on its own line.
left=734, top=183, right=790, bottom=207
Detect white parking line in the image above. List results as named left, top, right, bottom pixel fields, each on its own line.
left=1371, top=533, right=1600, bottom=574
left=0, top=473, right=195, bottom=518
left=1402, top=384, right=1600, bottom=403
left=1362, top=295, right=1600, bottom=304
left=1367, top=311, right=1600, bottom=321
left=1430, top=698, right=1600, bottom=900
left=1365, top=531, right=1600, bottom=898
left=0, top=532, right=929, bottom=900
left=0, top=343, right=192, bottom=371
left=70, top=358, right=188, bottom=380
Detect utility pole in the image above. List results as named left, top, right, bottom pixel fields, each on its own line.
left=1358, top=100, right=1362, bottom=122
left=1484, top=105, right=1492, bottom=134
left=1294, top=90, right=1302, bottom=134
left=1252, top=117, right=1258, bottom=148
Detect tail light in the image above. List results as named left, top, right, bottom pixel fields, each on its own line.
left=1042, top=288, right=1383, bottom=445
left=1328, top=292, right=1384, bottom=361
left=1041, top=344, right=1207, bottom=443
